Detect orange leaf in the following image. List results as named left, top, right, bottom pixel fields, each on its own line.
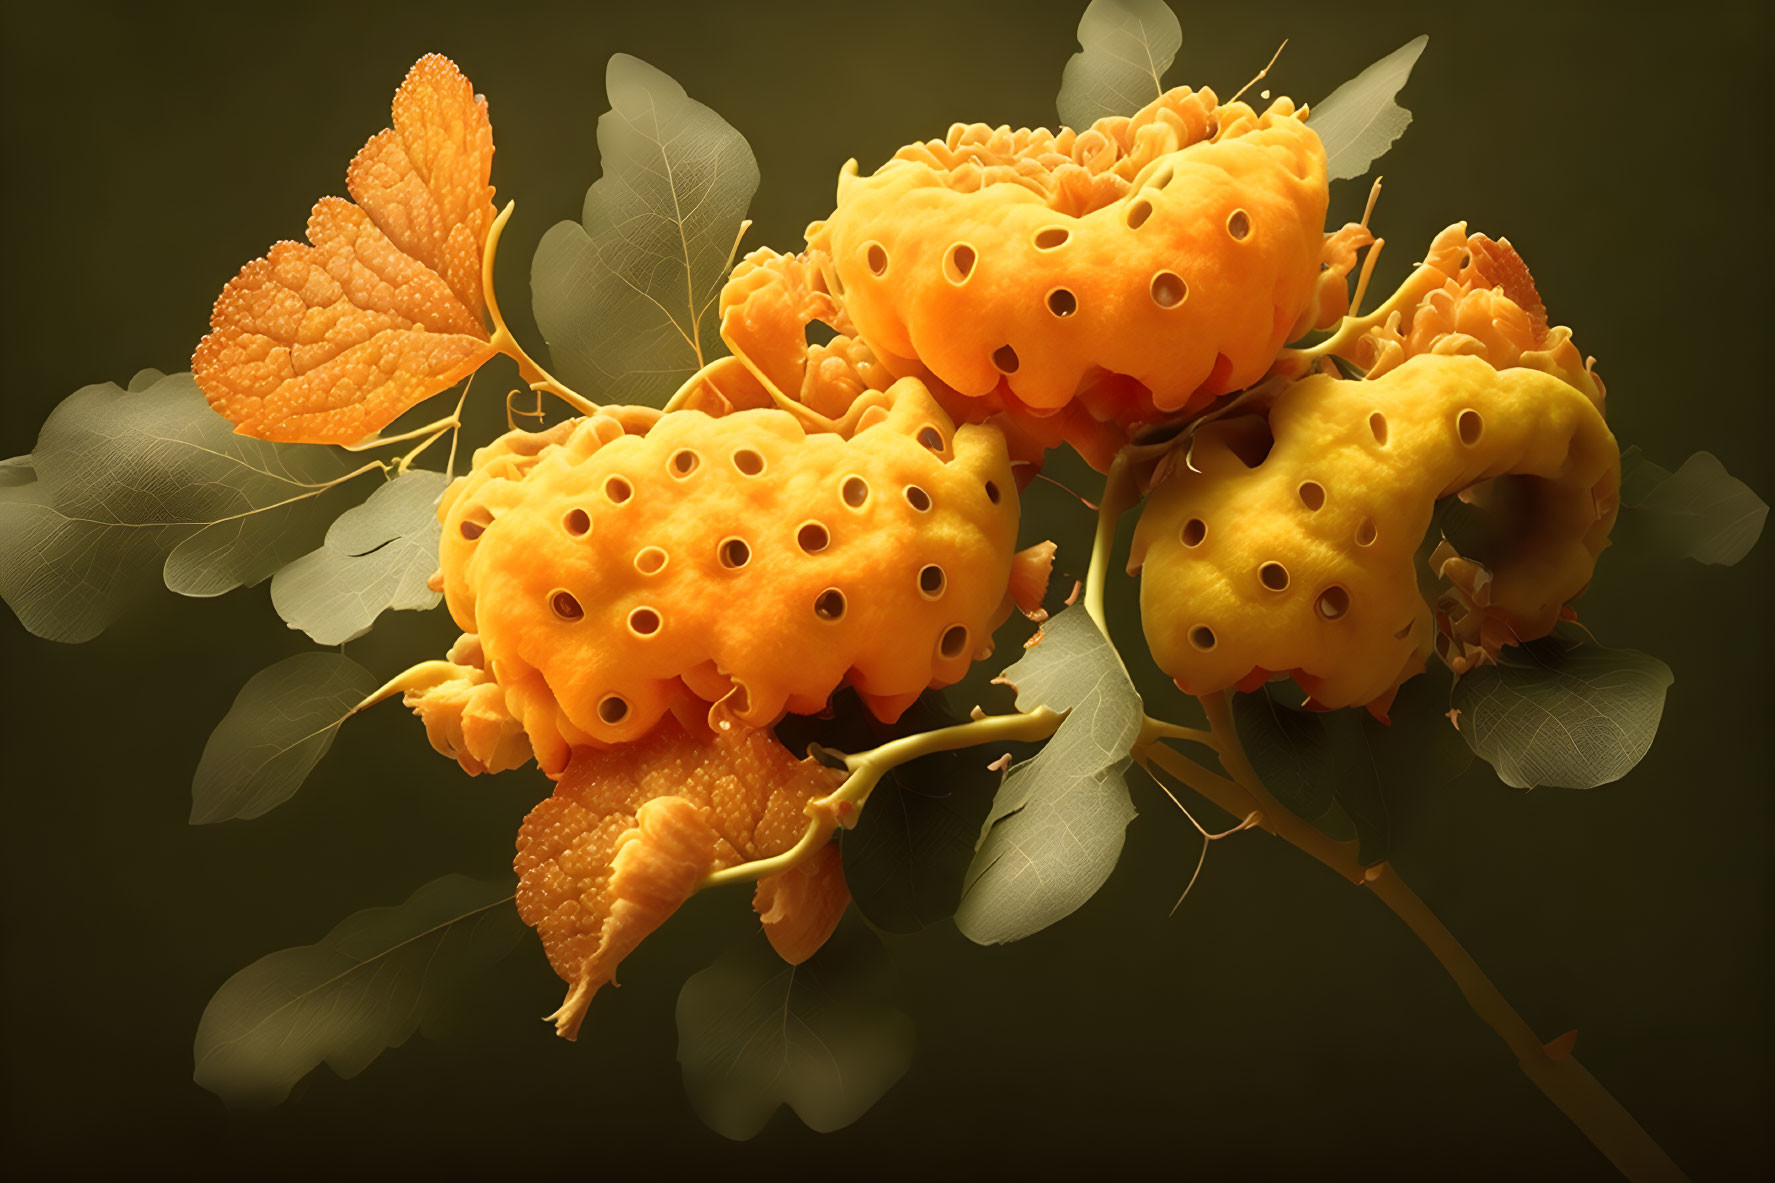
left=194, top=54, right=499, bottom=445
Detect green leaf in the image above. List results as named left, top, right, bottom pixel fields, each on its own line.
left=193, top=874, right=523, bottom=1110
left=1617, top=446, right=1767, bottom=566
left=955, top=607, right=1140, bottom=945
left=1056, top=0, right=1182, bottom=129
left=676, top=916, right=913, bottom=1140
left=269, top=470, right=449, bottom=645
left=1308, top=35, right=1428, bottom=182
left=0, top=372, right=358, bottom=642
left=842, top=747, right=1000, bottom=934
left=1450, top=627, right=1674, bottom=790
left=191, top=652, right=380, bottom=824
left=531, top=54, right=759, bottom=407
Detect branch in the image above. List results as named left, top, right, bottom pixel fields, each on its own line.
left=481, top=201, right=601, bottom=418
left=1083, top=450, right=1140, bottom=635
left=700, top=707, right=1064, bottom=890
left=1186, top=690, right=1688, bottom=1182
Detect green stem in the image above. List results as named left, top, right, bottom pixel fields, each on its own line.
left=1084, top=450, right=1140, bottom=636
left=700, top=707, right=1064, bottom=889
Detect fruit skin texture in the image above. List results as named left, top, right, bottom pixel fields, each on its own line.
left=1129, top=353, right=1620, bottom=713
left=808, top=87, right=1328, bottom=426
left=1354, top=222, right=1605, bottom=407
left=429, top=378, right=1036, bottom=775
left=514, top=716, right=848, bottom=1040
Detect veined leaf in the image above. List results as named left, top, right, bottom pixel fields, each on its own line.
left=0, top=455, right=32, bottom=487
left=0, top=372, right=357, bottom=643
left=193, top=55, right=498, bottom=445
left=955, top=607, right=1140, bottom=945
left=126, top=367, right=168, bottom=392
left=269, top=469, right=449, bottom=645
left=193, top=873, right=523, bottom=1110
left=1057, top=0, right=1182, bottom=129
left=676, top=916, right=913, bottom=1140
left=531, top=54, right=760, bottom=406
left=1230, top=688, right=1348, bottom=835
left=1308, top=35, right=1428, bottom=182
left=1229, top=686, right=1403, bottom=862
left=1451, top=627, right=1674, bottom=790
left=1617, top=447, right=1767, bottom=566
left=191, top=652, right=380, bottom=824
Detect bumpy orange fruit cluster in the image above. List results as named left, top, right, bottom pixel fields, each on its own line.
left=184, top=48, right=1628, bottom=1043
left=397, top=376, right=1049, bottom=1036
left=715, top=86, right=1369, bottom=471
left=413, top=379, right=1048, bottom=775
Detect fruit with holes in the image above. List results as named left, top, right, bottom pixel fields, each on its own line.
left=1128, top=353, right=1619, bottom=716
left=802, top=86, right=1341, bottom=457
left=419, top=378, right=1052, bottom=774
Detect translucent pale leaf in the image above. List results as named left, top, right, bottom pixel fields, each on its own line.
left=0, top=455, right=33, bottom=487
left=1057, top=0, right=1182, bottom=129
left=193, top=55, right=498, bottom=444
left=531, top=54, right=759, bottom=406
left=955, top=607, right=1139, bottom=945
left=675, top=918, right=913, bottom=1140
left=1451, top=628, right=1674, bottom=790
left=1308, top=35, right=1428, bottom=182
left=0, top=372, right=354, bottom=642
left=191, top=652, right=380, bottom=824
left=1618, top=447, right=1767, bottom=566
left=270, top=469, right=449, bottom=645
left=193, top=874, right=522, bottom=1110
left=126, top=367, right=168, bottom=392
left=1227, top=686, right=1424, bottom=864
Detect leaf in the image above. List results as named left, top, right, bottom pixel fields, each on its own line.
left=0, top=455, right=32, bottom=487
left=1228, top=686, right=1401, bottom=862
left=675, top=915, right=913, bottom=1140
left=191, top=652, right=380, bottom=824
left=1056, top=0, right=1182, bottom=129
left=955, top=607, right=1140, bottom=945
left=531, top=54, right=760, bottom=406
left=1308, top=35, right=1428, bottom=182
left=1450, top=627, right=1674, bottom=790
left=269, top=469, right=449, bottom=645
left=126, top=366, right=167, bottom=392
left=193, top=873, right=523, bottom=1110
left=0, top=372, right=356, bottom=643
left=1617, top=447, right=1767, bottom=566
left=842, top=747, right=1000, bottom=934
left=193, top=54, right=498, bottom=444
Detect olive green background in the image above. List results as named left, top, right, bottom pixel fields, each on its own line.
left=1, top=1, right=1769, bottom=1179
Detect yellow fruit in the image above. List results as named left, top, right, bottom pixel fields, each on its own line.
left=1130, top=354, right=1619, bottom=713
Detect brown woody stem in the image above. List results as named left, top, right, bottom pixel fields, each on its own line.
left=1138, top=691, right=1688, bottom=1182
